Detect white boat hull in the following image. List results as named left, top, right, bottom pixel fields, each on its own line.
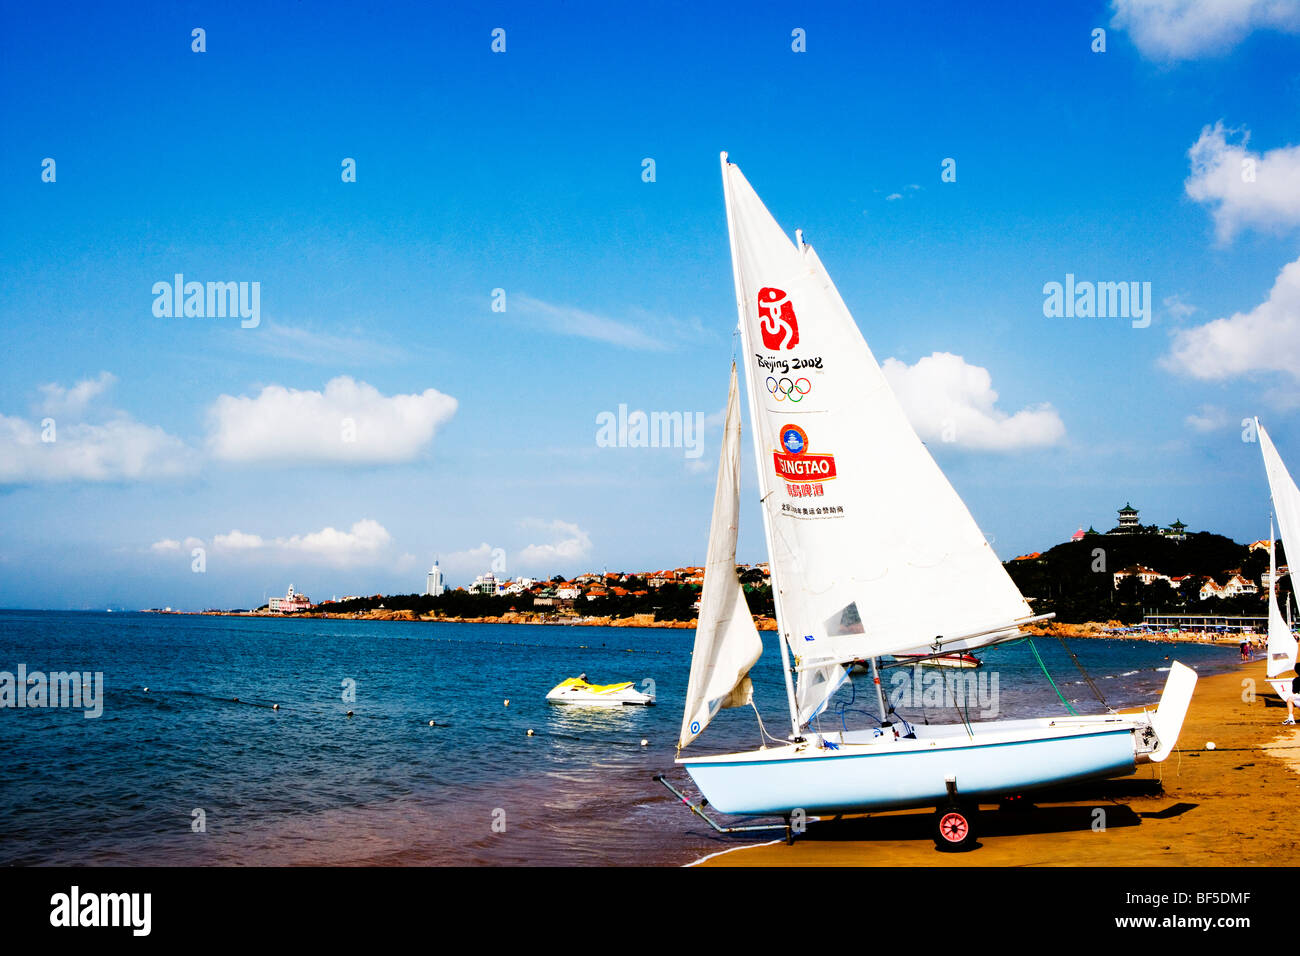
left=681, top=720, right=1135, bottom=815
left=546, top=694, right=652, bottom=707
left=545, top=682, right=654, bottom=707
left=678, top=661, right=1196, bottom=817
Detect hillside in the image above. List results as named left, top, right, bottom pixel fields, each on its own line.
left=1003, top=531, right=1290, bottom=624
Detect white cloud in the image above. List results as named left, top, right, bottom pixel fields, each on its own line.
left=213, top=530, right=266, bottom=550
left=881, top=352, right=1066, bottom=451
left=1163, top=254, right=1300, bottom=380
left=440, top=542, right=499, bottom=579
left=1186, top=403, right=1232, bottom=431
left=1163, top=294, right=1199, bottom=321
left=278, top=520, right=392, bottom=561
left=149, top=535, right=209, bottom=555
left=235, top=322, right=410, bottom=367
left=512, top=294, right=671, bottom=350
left=203, top=520, right=393, bottom=566
left=0, top=372, right=197, bottom=485
left=0, top=414, right=196, bottom=484
left=1185, top=122, right=1300, bottom=241
left=1111, top=0, right=1300, bottom=61
left=515, top=519, right=593, bottom=568
left=37, top=371, right=117, bottom=417
left=206, top=376, right=457, bottom=464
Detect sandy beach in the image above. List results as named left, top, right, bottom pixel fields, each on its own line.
left=702, top=660, right=1298, bottom=866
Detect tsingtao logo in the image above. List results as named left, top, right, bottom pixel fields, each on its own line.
left=773, top=424, right=837, bottom=482
left=757, top=287, right=799, bottom=350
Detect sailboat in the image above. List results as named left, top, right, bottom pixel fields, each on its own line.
left=658, top=153, right=1198, bottom=850
left=1254, top=421, right=1299, bottom=709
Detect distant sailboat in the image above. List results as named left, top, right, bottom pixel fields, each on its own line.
left=659, top=153, right=1198, bottom=850
left=1254, top=421, right=1300, bottom=708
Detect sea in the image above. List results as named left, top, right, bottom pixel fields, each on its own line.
left=0, top=610, right=1239, bottom=866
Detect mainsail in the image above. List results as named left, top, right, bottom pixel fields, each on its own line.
left=720, top=153, right=1035, bottom=723
left=679, top=363, right=764, bottom=748
left=1257, top=421, right=1300, bottom=680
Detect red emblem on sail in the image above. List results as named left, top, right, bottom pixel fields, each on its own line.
left=758, top=287, right=799, bottom=350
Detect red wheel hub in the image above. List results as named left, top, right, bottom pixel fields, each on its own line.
left=938, top=811, right=969, bottom=842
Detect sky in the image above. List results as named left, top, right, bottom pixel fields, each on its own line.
left=2, top=0, right=1300, bottom=609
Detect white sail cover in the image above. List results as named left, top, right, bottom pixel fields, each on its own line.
left=1257, top=421, right=1299, bottom=678
left=720, top=153, right=1033, bottom=723
left=679, top=363, right=765, bottom=748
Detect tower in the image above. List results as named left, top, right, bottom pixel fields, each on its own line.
left=426, top=560, right=445, bottom=597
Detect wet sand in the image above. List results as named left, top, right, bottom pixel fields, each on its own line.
left=701, top=661, right=1299, bottom=866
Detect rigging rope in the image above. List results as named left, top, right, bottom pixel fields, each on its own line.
left=751, top=700, right=792, bottom=747
left=942, top=668, right=974, bottom=739
left=1055, top=634, right=1113, bottom=712
left=1027, top=636, right=1078, bottom=716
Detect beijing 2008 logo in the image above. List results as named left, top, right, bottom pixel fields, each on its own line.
left=767, top=376, right=811, bottom=403
left=758, top=287, right=799, bottom=350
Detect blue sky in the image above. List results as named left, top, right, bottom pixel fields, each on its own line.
left=3, top=0, right=1300, bottom=609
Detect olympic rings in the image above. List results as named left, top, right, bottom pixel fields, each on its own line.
left=766, top=376, right=812, bottom=402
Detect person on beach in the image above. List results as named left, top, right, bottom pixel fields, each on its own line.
left=1287, top=671, right=1300, bottom=726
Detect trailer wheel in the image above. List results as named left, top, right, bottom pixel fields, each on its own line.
left=933, top=803, right=977, bottom=852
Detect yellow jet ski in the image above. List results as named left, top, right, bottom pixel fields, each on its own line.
left=545, top=673, right=654, bottom=706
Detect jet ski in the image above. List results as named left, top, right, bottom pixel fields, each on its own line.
left=545, top=674, right=654, bottom=706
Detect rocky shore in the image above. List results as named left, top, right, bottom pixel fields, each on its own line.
left=198, top=607, right=780, bottom=631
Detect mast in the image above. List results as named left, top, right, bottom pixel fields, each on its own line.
left=868, top=658, right=888, bottom=722
left=721, top=151, right=802, bottom=738
left=1275, top=515, right=1295, bottom=630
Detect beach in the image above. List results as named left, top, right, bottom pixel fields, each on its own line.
left=702, top=660, right=1298, bottom=866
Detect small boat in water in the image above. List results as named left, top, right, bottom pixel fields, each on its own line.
left=888, top=652, right=982, bottom=669
left=546, top=674, right=654, bottom=707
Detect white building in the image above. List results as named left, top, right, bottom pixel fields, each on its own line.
left=1111, top=565, right=1170, bottom=589
left=469, top=571, right=498, bottom=595
left=425, top=561, right=445, bottom=597
left=269, top=584, right=311, bottom=613
left=1199, top=574, right=1259, bottom=600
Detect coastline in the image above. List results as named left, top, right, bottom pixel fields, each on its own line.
left=160, top=610, right=1253, bottom=646
left=697, top=660, right=1296, bottom=866
left=167, top=608, right=782, bottom=631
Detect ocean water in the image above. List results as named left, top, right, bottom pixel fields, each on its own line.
left=0, top=610, right=1237, bottom=866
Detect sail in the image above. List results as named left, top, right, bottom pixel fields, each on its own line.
left=1258, top=422, right=1300, bottom=678
left=679, top=363, right=765, bottom=748
left=1267, top=556, right=1294, bottom=680
left=720, top=153, right=1034, bottom=705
